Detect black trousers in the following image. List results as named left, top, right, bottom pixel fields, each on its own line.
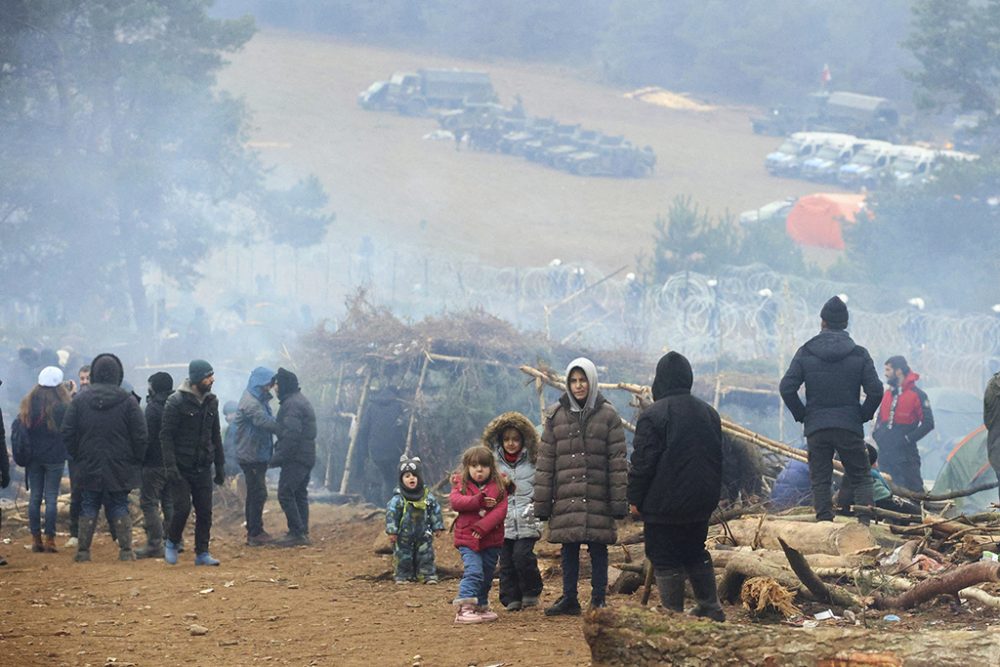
left=807, top=428, right=873, bottom=522
left=240, top=462, right=268, bottom=537
left=168, top=468, right=214, bottom=554
left=498, top=537, right=543, bottom=606
left=561, top=542, right=608, bottom=604
left=277, top=461, right=311, bottom=536
left=644, top=520, right=710, bottom=571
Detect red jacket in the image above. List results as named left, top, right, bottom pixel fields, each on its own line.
left=449, top=475, right=507, bottom=551
left=877, top=371, right=924, bottom=427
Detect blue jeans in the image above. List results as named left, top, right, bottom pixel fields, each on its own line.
left=27, top=462, right=64, bottom=536
left=81, top=489, right=130, bottom=521
left=458, top=546, right=500, bottom=606
left=561, top=542, right=609, bottom=604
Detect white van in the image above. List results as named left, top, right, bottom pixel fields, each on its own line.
left=765, top=132, right=849, bottom=177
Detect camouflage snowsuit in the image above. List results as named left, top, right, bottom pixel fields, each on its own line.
left=385, top=488, right=444, bottom=582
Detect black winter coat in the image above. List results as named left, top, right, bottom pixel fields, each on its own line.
left=273, top=390, right=317, bottom=468
left=628, top=352, right=723, bottom=524
left=160, top=381, right=224, bottom=474
left=61, top=384, right=147, bottom=492
left=780, top=329, right=883, bottom=437
left=143, top=391, right=171, bottom=467
left=25, top=402, right=69, bottom=465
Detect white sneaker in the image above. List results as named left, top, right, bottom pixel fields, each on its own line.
left=64, top=537, right=79, bottom=548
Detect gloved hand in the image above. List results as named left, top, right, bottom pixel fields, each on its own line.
left=1, top=470, right=10, bottom=489
left=213, top=470, right=225, bottom=486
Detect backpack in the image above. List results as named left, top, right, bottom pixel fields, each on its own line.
left=10, top=416, right=31, bottom=467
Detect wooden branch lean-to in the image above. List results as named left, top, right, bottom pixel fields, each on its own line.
left=403, top=352, right=431, bottom=457
left=338, top=365, right=372, bottom=495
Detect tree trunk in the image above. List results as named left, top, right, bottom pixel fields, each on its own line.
left=724, top=518, right=875, bottom=555
left=874, top=561, right=1000, bottom=610
left=584, top=606, right=1000, bottom=667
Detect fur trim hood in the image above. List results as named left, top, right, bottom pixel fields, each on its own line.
left=481, top=411, right=538, bottom=463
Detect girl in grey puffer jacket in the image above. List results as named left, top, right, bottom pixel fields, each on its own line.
left=483, top=411, right=544, bottom=611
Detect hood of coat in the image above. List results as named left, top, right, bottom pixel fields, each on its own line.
left=246, top=366, right=276, bottom=401
left=652, top=351, right=693, bottom=401
left=81, top=382, right=132, bottom=411
left=803, top=329, right=858, bottom=363
left=177, top=378, right=209, bottom=404
left=898, top=370, right=920, bottom=393
left=90, top=353, right=124, bottom=387
left=482, top=411, right=538, bottom=463
left=565, top=357, right=598, bottom=412
left=275, top=367, right=300, bottom=401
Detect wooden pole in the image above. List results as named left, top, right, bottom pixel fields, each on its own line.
left=338, top=366, right=372, bottom=495
left=404, top=352, right=431, bottom=457
left=324, top=363, right=346, bottom=489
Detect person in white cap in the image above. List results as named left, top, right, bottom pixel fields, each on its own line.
left=16, top=366, right=72, bottom=553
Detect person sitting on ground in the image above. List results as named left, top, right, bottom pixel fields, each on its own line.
left=837, top=443, right=921, bottom=523
left=385, top=456, right=444, bottom=585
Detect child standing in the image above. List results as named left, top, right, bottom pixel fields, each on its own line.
left=386, top=456, right=444, bottom=584
left=534, top=357, right=628, bottom=615
left=450, top=445, right=508, bottom=624
left=482, top=412, right=544, bottom=611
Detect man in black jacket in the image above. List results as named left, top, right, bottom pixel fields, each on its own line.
left=135, top=372, right=174, bottom=558
left=61, top=353, right=148, bottom=562
left=0, top=381, right=9, bottom=566
left=160, top=359, right=225, bottom=566
left=628, top=352, right=725, bottom=621
left=780, top=296, right=883, bottom=524
left=271, top=368, right=317, bottom=546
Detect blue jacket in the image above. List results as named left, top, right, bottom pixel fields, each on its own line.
left=233, top=366, right=281, bottom=464
left=770, top=459, right=811, bottom=510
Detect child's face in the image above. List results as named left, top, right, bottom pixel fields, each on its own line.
left=568, top=368, right=589, bottom=403
left=469, top=463, right=490, bottom=483
left=401, top=472, right=419, bottom=490
left=501, top=427, right=524, bottom=456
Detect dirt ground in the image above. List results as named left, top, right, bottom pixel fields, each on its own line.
left=215, top=30, right=831, bottom=272
left=0, top=500, right=595, bottom=667
left=4, top=498, right=1000, bottom=666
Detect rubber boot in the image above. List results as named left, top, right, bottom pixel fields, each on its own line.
left=686, top=558, right=725, bottom=622
left=113, top=515, right=135, bottom=561
left=655, top=568, right=685, bottom=613
left=75, top=516, right=97, bottom=563
left=135, top=515, right=164, bottom=559
left=31, top=533, right=44, bottom=553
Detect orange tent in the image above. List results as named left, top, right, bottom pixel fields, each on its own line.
left=785, top=193, right=868, bottom=250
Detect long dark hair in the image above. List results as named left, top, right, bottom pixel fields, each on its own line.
left=19, top=384, right=71, bottom=431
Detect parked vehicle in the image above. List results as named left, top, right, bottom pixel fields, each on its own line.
left=888, top=146, right=937, bottom=188
left=739, top=197, right=797, bottom=225
left=766, top=132, right=849, bottom=177
left=799, top=134, right=863, bottom=182
left=837, top=140, right=899, bottom=190
left=810, top=91, right=900, bottom=141
left=358, top=69, right=496, bottom=116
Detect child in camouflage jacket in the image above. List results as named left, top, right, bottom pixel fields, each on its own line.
left=385, top=456, right=444, bottom=584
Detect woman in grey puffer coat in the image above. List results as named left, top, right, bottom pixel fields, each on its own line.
left=484, top=411, right=544, bottom=611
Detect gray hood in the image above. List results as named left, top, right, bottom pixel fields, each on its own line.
left=565, top=357, right=598, bottom=412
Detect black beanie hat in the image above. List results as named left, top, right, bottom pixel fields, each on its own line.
left=398, top=455, right=425, bottom=501
left=820, top=296, right=849, bottom=329
left=148, top=371, right=173, bottom=394
left=189, top=359, right=214, bottom=384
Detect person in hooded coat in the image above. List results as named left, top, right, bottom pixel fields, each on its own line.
left=0, top=380, right=8, bottom=565
left=61, top=353, right=148, bottom=562
left=534, top=357, right=628, bottom=616
left=135, top=372, right=174, bottom=558
left=233, top=366, right=283, bottom=546
left=160, top=359, right=226, bottom=566
left=627, top=352, right=725, bottom=621
left=985, top=369, right=1000, bottom=504
left=271, top=368, right=316, bottom=546
left=780, top=296, right=883, bottom=524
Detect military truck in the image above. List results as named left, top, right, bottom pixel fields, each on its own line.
left=358, top=69, right=497, bottom=116
left=809, top=91, right=900, bottom=141
left=564, top=143, right=656, bottom=178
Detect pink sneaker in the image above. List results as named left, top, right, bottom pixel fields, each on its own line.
left=475, top=605, right=499, bottom=622
left=454, top=603, right=483, bottom=624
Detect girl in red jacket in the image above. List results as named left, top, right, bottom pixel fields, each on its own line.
left=450, top=445, right=509, bottom=624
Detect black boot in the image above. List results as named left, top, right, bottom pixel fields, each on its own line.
left=135, top=513, right=164, bottom=559
left=75, top=516, right=97, bottom=563
left=544, top=594, right=582, bottom=616
left=686, top=558, right=725, bottom=622
left=655, top=568, right=685, bottom=613
left=113, top=515, right=135, bottom=561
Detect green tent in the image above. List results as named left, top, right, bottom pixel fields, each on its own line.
left=930, top=425, right=997, bottom=515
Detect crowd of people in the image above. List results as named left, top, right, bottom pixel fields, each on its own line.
left=0, top=357, right=316, bottom=567
left=2, top=294, right=999, bottom=627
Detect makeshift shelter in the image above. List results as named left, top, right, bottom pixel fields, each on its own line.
left=785, top=193, right=867, bottom=250
left=930, top=425, right=997, bottom=514
left=920, top=387, right=985, bottom=481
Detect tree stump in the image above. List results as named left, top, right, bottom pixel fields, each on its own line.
left=584, top=605, right=1000, bottom=666
left=724, top=518, right=875, bottom=555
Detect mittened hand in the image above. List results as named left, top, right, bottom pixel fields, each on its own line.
left=213, top=471, right=225, bottom=486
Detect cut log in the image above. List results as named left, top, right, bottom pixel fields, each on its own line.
left=718, top=552, right=806, bottom=604
left=584, top=606, right=1000, bottom=667
left=709, top=548, right=866, bottom=571
left=724, top=517, right=876, bottom=555
left=777, top=537, right=861, bottom=609
left=874, top=561, right=1000, bottom=610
